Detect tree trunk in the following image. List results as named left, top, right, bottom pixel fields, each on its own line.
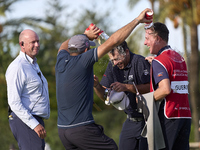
left=189, top=22, right=199, bottom=142
left=182, top=18, right=188, bottom=67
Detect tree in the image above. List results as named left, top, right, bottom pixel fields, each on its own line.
left=189, top=0, right=200, bottom=142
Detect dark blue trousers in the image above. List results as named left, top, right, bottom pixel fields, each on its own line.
left=119, top=119, right=148, bottom=150
left=159, top=107, right=191, bottom=150
left=9, top=112, right=45, bottom=150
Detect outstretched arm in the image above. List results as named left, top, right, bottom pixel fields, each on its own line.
left=58, top=39, right=70, bottom=53
left=58, top=25, right=100, bottom=53
left=97, top=8, right=153, bottom=59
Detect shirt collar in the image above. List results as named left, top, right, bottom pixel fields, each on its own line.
left=20, top=51, right=37, bottom=64
left=157, top=45, right=171, bottom=56
left=123, top=51, right=134, bottom=70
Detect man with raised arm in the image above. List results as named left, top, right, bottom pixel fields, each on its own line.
left=55, top=8, right=152, bottom=149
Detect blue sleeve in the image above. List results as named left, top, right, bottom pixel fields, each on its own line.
left=57, top=50, right=69, bottom=60
left=152, top=60, right=169, bottom=85
left=55, top=50, right=70, bottom=72
left=80, top=48, right=98, bottom=68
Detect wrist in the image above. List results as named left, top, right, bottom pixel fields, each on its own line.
left=104, top=88, right=109, bottom=100
left=135, top=18, right=140, bottom=24
left=83, top=33, right=93, bottom=41
left=83, top=34, right=88, bottom=38
left=94, top=82, right=100, bottom=88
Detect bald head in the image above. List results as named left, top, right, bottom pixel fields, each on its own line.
left=19, top=29, right=38, bottom=43
left=19, top=29, right=40, bottom=59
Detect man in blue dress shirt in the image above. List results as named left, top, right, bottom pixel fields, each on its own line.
left=5, top=29, right=50, bottom=150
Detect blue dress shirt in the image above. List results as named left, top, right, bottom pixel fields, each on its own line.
left=6, top=51, right=50, bottom=129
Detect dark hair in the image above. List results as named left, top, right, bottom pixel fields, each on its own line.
left=148, top=22, right=169, bottom=43
left=109, top=41, right=129, bottom=56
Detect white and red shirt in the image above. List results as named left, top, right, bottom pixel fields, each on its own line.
left=150, top=46, right=191, bottom=119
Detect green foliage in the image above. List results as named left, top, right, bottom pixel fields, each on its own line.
left=93, top=109, right=127, bottom=146
left=44, top=110, right=64, bottom=150
left=0, top=78, right=8, bottom=109
left=0, top=0, right=122, bottom=149
left=0, top=109, right=18, bottom=150
left=93, top=54, right=111, bottom=110
left=0, top=0, right=19, bottom=16
left=189, top=122, right=195, bottom=142
left=1, top=0, right=199, bottom=148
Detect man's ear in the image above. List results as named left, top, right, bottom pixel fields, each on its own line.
left=20, top=41, right=24, bottom=46
left=125, top=49, right=129, bottom=56
left=156, top=35, right=162, bottom=42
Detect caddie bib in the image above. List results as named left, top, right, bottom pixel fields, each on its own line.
left=150, top=49, right=191, bottom=118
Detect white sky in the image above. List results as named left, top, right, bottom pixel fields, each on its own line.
left=4, top=0, right=200, bottom=54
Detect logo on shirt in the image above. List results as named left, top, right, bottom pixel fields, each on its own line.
left=128, top=75, right=133, bottom=81
left=144, top=69, right=149, bottom=75
left=157, top=72, right=163, bottom=77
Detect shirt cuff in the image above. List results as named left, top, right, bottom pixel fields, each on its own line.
left=26, top=116, right=40, bottom=130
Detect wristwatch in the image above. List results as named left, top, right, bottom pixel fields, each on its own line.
left=104, top=88, right=111, bottom=105
left=104, top=89, right=109, bottom=100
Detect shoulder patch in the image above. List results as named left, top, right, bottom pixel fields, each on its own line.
left=157, top=72, right=163, bottom=77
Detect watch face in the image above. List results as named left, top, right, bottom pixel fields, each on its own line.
left=104, top=88, right=111, bottom=105
left=105, top=88, right=109, bottom=94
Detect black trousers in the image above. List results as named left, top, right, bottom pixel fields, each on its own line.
left=58, top=123, right=118, bottom=150
left=159, top=106, right=191, bottom=150
left=9, top=112, right=45, bottom=150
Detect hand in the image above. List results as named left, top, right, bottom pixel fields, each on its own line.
left=145, top=56, right=155, bottom=64
left=94, top=75, right=99, bottom=87
left=136, top=96, right=138, bottom=103
left=34, top=124, right=46, bottom=139
left=136, top=8, right=153, bottom=24
left=110, top=82, right=127, bottom=92
left=84, top=24, right=101, bottom=40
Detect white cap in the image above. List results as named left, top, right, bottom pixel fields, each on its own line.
left=109, top=90, right=130, bottom=110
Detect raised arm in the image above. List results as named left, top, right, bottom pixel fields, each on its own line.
left=97, top=8, right=152, bottom=59
left=58, top=39, right=70, bottom=53
left=58, top=25, right=100, bottom=53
